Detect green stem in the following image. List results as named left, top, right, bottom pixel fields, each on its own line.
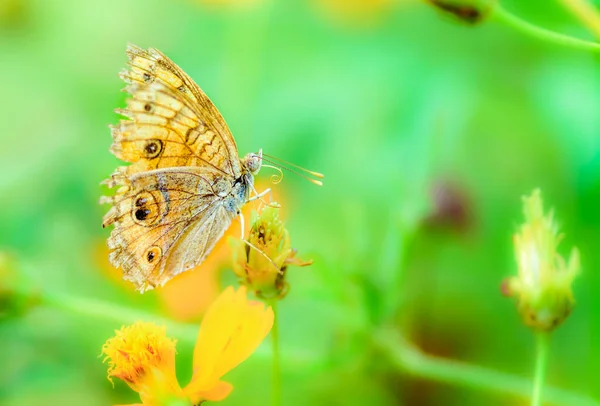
left=41, top=290, right=200, bottom=340
left=492, top=3, right=600, bottom=53
left=270, top=300, right=282, bottom=406
left=35, top=290, right=596, bottom=405
left=531, top=333, right=550, bottom=406
left=375, top=329, right=599, bottom=406
left=37, top=289, right=317, bottom=365
left=559, top=0, right=600, bottom=38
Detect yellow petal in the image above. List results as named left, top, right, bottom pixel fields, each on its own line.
left=197, top=381, right=234, bottom=402
left=213, top=300, right=274, bottom=378
left=190, top=286, right=239, bottom=387
left=185, top=286, right=274, bottom=396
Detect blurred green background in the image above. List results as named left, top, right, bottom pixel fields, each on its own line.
left=1, top=0, right=599, bottom=404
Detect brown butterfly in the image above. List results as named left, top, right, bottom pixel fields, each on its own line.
left=101, top=45, right=268, bottom=293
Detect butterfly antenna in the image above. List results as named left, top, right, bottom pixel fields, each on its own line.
left=260, top=156, right=324, bottom=186
left=242, top=239, right=283, bottom=274
left=263, top=153, right=324, bottom=179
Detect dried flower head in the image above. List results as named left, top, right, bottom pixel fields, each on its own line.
left=426, top=0, right=492, bottom=24
left=503, top=189, right=580, bottom=331
left=231, top=205, right=312, bottom=300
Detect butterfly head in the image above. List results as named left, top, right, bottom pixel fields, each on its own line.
left=243, top=149, right=263, bottom=175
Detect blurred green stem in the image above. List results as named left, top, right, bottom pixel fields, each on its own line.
left=375, top=328, right=599, bottom=406
left=492, top=4, right=600, bottom=52
left=270, top=300, right=282, bottom=406
left=37, top=289, right=317, bottom=365
left=559, top=0, right=600, bottom=38
left=531, top=333, right=550, bottom=406
left=38, top=290, right=596, bottom=405
left=41, top=290, right=199, bottom=339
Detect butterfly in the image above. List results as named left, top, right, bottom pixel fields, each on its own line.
left=101, top=44, right=267, bottom=293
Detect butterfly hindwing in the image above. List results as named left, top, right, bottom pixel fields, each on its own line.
left=102, top=166, right=238, bottom=292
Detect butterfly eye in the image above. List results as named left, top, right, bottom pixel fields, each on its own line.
left=144, top=140, right=163, bottom=159
left=145, top=246, right=162, bottom=264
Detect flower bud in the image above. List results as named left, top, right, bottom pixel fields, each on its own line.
left=503, top=189, right=579, bottom=331
left=231, top=205, right=311, bottom=300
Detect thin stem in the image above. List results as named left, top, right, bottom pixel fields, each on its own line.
left=559, top=0, right=600, bottom=38
left=270, top=300, right=282, bottom=406
left=41, top=290, right=199, bottom=340
left=531, top=333, right=550, bottom=406
left=375, top=328, right=600, bottom=406
left=35, top=289, right=596, bottom=405
left=37, top=289, right=318, bottom=365
left=491, top=3, right=600, bottom=53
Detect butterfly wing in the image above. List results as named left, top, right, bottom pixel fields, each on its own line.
left=111, top=44, right=242, bottom=177
left=101, top=166, right=239, bottom=292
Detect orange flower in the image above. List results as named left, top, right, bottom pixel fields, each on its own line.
left=157, top=236, right=230, bottom=322
left=102, top=286, right=274, bottom=405
left=102, top=322, right=183, bottom=406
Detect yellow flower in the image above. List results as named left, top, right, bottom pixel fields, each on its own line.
left=231, top=205, right=312, bottom=300
left=503, top=189, right=580, bottom=331
left=102, top=322, right=183, bottom=405
left=102, top=286, right=274, bottom=405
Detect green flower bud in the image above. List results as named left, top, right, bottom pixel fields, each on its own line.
left=230, top=205, right=311, bottom=300
left=503, top=189, right=579, bottom=331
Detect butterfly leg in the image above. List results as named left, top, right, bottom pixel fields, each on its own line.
left=248, top=188, right=281, bottom=209
left=239, top=211, right=245, bottom=239
left=247, top=187, right=271, bottom=203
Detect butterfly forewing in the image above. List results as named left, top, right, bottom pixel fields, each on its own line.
left=112, top=44, right=242, bottom=177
